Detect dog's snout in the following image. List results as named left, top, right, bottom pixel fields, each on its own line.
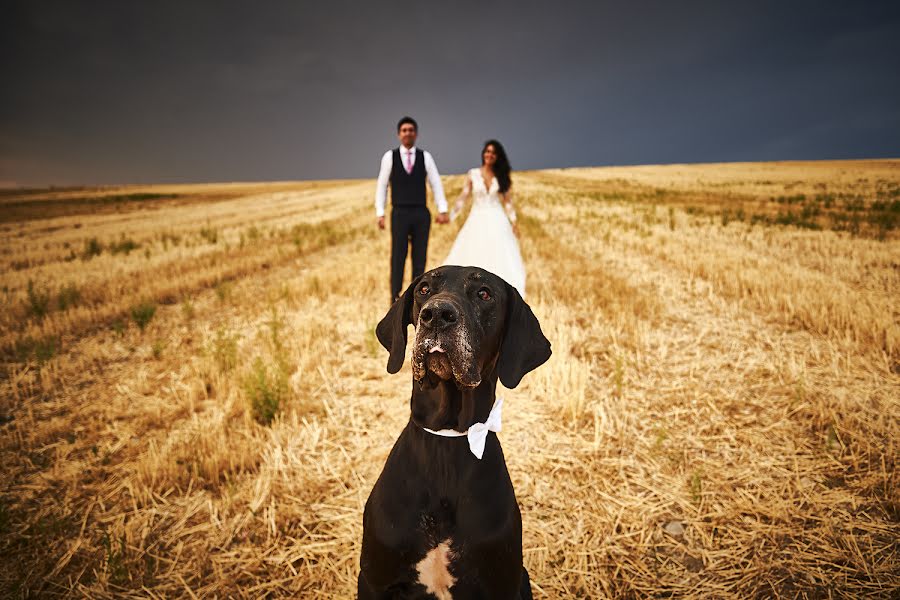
left=420, top=300, right=458, bottom=330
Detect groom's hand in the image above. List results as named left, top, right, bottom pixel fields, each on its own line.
left=377, top=216, right=385, bottom=230
left=436, top=212, right=449, bottom=224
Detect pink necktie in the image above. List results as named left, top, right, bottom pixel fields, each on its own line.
left=406, top=151, right=413, bottom=174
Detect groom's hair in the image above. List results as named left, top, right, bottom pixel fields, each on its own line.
left=397, top=116, right=418, bottom=132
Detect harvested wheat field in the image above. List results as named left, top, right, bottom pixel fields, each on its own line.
left=1, top=159, right=898, bottom=598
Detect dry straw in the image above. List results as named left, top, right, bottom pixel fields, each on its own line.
left=1, top=160, right=898, bottom=597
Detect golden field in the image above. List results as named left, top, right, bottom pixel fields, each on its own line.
left=1, top=160, right=898, bottom=598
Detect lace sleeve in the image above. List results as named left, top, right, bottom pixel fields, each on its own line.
left=451, top=172, right=472, bottom=221
left=502, top=188, right=517, bottom=224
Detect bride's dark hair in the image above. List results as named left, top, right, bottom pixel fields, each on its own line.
left=482, top=140, right=512, bottom=193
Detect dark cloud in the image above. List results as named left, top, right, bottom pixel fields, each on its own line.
left=2, top=0, right=899, bottom=185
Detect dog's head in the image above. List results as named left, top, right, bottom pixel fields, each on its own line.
left=376, top=266, right=551, bottom=390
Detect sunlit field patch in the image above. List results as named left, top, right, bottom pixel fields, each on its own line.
left=1, top=161, right=898, bottom=597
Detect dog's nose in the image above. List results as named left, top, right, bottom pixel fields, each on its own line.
left=419, top=300, right=458, bottom=331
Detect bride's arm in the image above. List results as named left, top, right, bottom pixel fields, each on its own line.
left=451, top=173, right=472, bottom=221
left=502, top=187, right=519, bottom=236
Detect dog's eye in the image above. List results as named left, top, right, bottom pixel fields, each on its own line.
left=418, top=284, right=430, bottom=296
left=478, top=288, right=491, bottom=301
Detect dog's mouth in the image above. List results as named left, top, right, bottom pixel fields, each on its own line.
left=424, top=345, right=453, bottom=380
left=413, top=335, right=481, bottom=389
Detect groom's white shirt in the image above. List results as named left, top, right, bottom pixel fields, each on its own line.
left=374, top=146, right=448, bottom=218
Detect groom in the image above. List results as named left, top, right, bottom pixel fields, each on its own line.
left=375, top=116, right=449, bottom=303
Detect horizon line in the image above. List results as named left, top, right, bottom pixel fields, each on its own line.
left=3, top=156, right=899, bottom=190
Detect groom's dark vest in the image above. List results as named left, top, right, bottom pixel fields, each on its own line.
left=389, top=148, right=427, bottom=208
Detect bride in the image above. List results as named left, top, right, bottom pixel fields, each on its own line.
left=443, top=140, right=526, bottom=297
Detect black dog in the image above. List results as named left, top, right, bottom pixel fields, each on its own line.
left=359, top=266, right=551, bottom=599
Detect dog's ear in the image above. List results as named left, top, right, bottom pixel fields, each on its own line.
left=375, top=277, right=421, bottom=374
left=498, top=284, right=552, bottom=388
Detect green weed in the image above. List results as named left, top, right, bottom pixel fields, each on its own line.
left=26, top=280, right=51, bottom=319
left=15, top=335, right=58, bottom=363
left=81, top=237, right=103, bottom=260
left=57, top=283, right=81, bottom=311
left=243, top=357, right=288, bottom=425
left=215, top=281, right=232, bottom=303
left=689, top=471, right=703, bottom=504
left=111, top=319, right=126, bottom=337
left=181, top=299, right=196, bottom=322
left=265, top=306, right=290, bottom=371
left=365, top=322, right=380, bottom=358
left=200, top=225, right=218, bottom=244
left=109, top=236, right=140, bottom=255
left=210, top=327, right=239, bottom=372
left=101, top=531, right=128, bottom=585
left=130, top=301, right=156, bottom=332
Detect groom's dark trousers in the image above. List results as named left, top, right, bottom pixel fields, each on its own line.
left=387, top=146, right=430, bottom=301
left=390, top=205, right=430, bottom=301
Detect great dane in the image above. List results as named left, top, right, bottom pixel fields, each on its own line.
left=359, top=266, right=552, bottom=599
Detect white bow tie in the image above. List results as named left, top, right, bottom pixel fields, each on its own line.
left=422, top=397, right=503, bottom=460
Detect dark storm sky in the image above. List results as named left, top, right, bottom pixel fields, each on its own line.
left=2, top=1, right=899, bottom=186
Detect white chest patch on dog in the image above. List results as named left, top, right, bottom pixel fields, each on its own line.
left=416, top=539, right=456, bottom=599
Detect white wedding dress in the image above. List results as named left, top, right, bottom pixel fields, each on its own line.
left=443, top=168, right=526, bottom=297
